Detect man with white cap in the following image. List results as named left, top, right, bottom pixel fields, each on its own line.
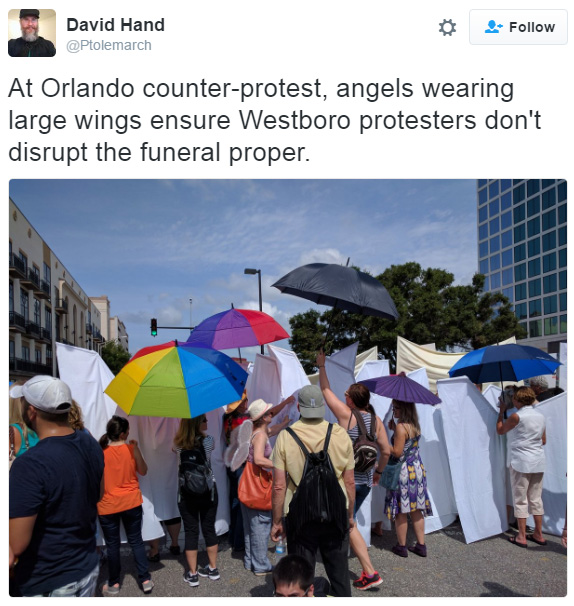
left=9, top=376, right=104, bottom=597
left=8, top=10, right=56, bottom=57
left=271, top=385, right=355, bottom=597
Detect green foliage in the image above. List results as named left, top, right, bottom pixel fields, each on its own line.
left=100, top=341, right=131, bottom=375
left=289, top=262, right=526, bottom=373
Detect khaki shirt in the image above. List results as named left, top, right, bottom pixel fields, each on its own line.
left=272, top=418, right=354, bottom=515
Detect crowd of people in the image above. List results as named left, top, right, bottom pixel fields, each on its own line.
left=8, top=359, right=565, bottom=597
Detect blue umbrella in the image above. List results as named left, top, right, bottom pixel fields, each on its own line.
left=448, top=344, right=561, bottom=385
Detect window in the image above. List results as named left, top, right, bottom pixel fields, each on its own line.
left=491, top=272, right=501, bottom=289
left=528, top=238, right=541, bottom=257
left=560, top=315, right=567, bottom=334
left=529, top=299, right=542, bottom=317
left=542, top=188, right=556, bottom=209
left=515, top=302, right=527, bottom=320
left=21, top=345, right=30, bottom=361
left=559, top=270, right=567, bottom=290
left=479, top=223, right=488, bottom=240
left=502, top=249, right=513, bottom=267
left=543, top=253, right=556, bottom=273
left=45, top=308, right=52, bottom=335
left=9, top=281, right=14, bottom=312
left=559, top=248, right=567, bottom=268
left=542, top=231, right=557, bottom=252
left=19, top=251, right=28, bottom=272
left=529, top=320, right=542, bottom=338
left=479, top=241, right=489, bottom=258
left=544, top=295, right=557, bottom=315
left=34, top=298, right=41, bottom=324
left=479, top=205, right=488, bottom=223
left=480, top=260, right=489, bottom=274
left=490, top=236, right=500, bottom=253
left=501, top=191, right=512, bottom=210
left=501, top=230, right=512, bottom=249
left=489, top=217, right=500, bottom=235
left=527, top=217, right=540, bottom=238
left=543, top=273, right=557, bottom=293
left=557, top=181, right=567, bottom=203
left=529, top=279, right=541, bottom=297
left=515, top=263, right=527, bottom=282
left=43, top=262, right=51, bottom=285
left=489, top=199, right=500, bottom=217
left=527, top=196, right=540, bottom=217
left=515, top=283, right=527, bottom=301
left=490, top=254, right=501, bottom=271
left=503, top=287, right=514, bottom=302
left=35, top=349, right=42, bottom=364
left=489, top=182, right=500, bottom=199
left=514, top=243, right=526, bottom=262
left=513, top=183, right=525, bottom=204
left=542, top=179, right=555, bottom=189
left=10, top=341, right=15, bottom=360
left=528, top=258, right=540, bottom=277
left=542, top=209, right=556, bottom=231
left=560, top=293, right=567, bottom=311
left=478, top=179, right=488, bottom=188
left=544, top=317, right=558, bottom=336
left=501, top=179, right=512, bottom=193
left=558, top=226, right=566, bottom=247
left=527, top=180, right=540, bottom=197
left=514, top=223, right=526, bottom=243
left=500, top=211, right=512, bottom=230
left=479, top=187, right=488, bottom=205
left=558, top=203, right=567, bottom=224
left=483, top=276, right=489, bottom=291
left=20, top=288, right=29, bottom=319
left=46, top=345, right=53, bottom=362
left=502, top=268, right=513, bottom=286
left=513, top=203, right=526, bottom=223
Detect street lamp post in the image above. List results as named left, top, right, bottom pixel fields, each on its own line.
left=244, top=268, right=264, bottom=355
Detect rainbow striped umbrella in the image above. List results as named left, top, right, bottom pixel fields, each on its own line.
left=105, top=340, right=248, bottom=418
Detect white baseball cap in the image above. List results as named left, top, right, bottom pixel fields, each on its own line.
left=10, top=375, right=72, bottom=414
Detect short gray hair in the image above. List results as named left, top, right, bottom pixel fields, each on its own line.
left=528, top=376, right=549, bottom=390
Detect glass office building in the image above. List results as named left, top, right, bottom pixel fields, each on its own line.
left=477, top=179, right=567, bottom=353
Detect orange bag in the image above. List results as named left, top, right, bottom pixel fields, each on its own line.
left=238, top=461, right=272, bottom=510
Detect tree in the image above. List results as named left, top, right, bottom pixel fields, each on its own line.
left=100, top=341, right=131, bottom=375
left=289, top=262, right=526, bottom=373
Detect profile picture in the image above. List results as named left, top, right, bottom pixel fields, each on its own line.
left=8, top=9, right=56, bottom=57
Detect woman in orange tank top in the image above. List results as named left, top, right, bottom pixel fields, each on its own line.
left=98, top=416, right=154, bottom=595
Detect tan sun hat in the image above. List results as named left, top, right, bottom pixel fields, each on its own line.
left=247, top=398, right=273, bottom=421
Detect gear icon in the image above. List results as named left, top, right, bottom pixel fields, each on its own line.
left=439, top=19, right=456, bottom=36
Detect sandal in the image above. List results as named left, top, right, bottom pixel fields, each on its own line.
left=508, top=536, right=528, bottom=548
left=526, top=534, right=547, bottom=546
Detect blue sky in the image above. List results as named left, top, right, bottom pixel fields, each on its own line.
left=10, top=179, right=478, bottom=357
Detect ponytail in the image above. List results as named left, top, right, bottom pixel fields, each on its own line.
left=99, top=415, right=129, bottom=450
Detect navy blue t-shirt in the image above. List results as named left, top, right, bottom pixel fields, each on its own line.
left=9, top=430, right=104, bottom=596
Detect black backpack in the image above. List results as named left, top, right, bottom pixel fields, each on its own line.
left=178, top=442, right=214, bottom=498
left=350, top=409, right=378, bottom=473
left=285, top=424, right=348, bottom=542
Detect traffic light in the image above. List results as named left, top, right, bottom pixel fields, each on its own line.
left=151, top=318, right=158, bottom=337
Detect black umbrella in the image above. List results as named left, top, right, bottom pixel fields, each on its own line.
left=272, top=261, right=399, bottom=346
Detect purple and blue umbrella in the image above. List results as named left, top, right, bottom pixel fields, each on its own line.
left=448, top=343, right=561, bottom=385
left=186, top=308, right=289, bottom=350
left=359, top=372, right=441, bottom=405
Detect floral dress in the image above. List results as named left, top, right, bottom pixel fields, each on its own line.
left=385, top=433, right=433, bottom=519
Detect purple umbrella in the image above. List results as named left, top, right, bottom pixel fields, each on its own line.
left=359, top=372, right=441, bottom=405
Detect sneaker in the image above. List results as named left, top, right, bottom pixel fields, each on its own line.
left=198, top=565, right=220, bottom=580
left=103, top=582, right=120, bottom=596
left=141, top=580, right=154, bottom=595
left=353, top=571, right=383, bottom=590
left=253, top=568, right=273, bottom=577
left=408, top=542, right=427, bottom=557
left=183, top=571, right=199, bottom=588
left=391, top=544, right=408, bottom=558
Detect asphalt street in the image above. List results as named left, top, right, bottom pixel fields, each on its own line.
left=95, top=519, right=567, bottom=598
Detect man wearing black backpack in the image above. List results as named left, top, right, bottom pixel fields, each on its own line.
left=271, top=385, right=355, bottom=597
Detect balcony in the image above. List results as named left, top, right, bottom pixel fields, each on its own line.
left=9, top=357, right=53, bottom=376
left=9, top=311, right=27, bottom=332
left=40, top=327, right=52, bottom=342
left=9, top=254, right=27, bottom=279
left=35, top=279, right=51, bottom=299
left=86, top=323, right=93, bottom=335
left=26, top=321, right=41, bottom=339
left=93, top=328, right=104, bottom=342
left=55, top=298, right=69, bottom=314
left=21, top=268, right=41, bottom=290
